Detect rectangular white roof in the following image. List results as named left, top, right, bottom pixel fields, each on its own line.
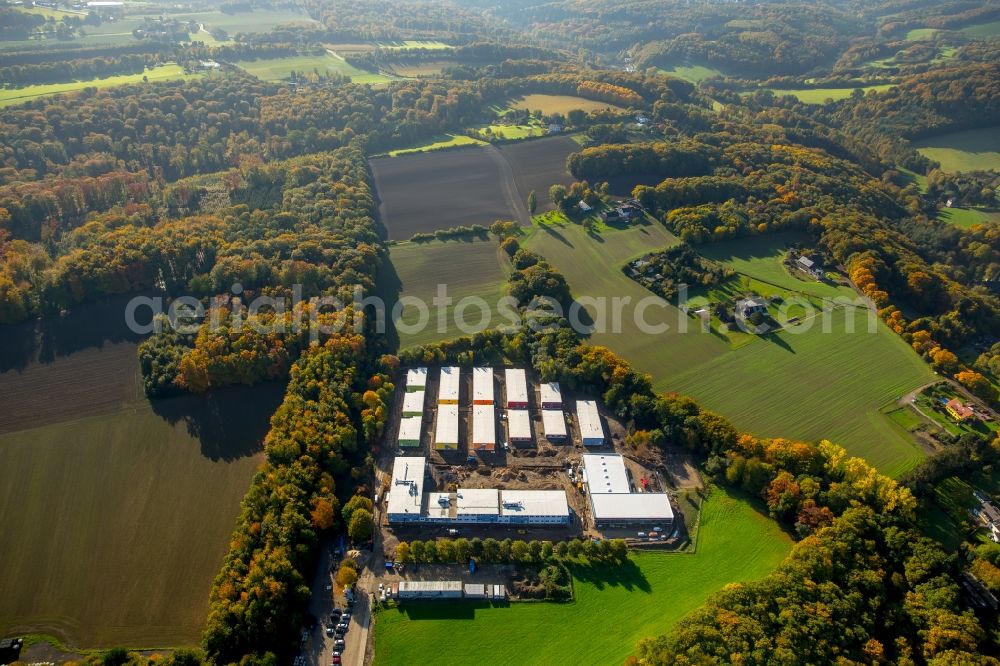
left=402, top=390, right=425, bottom=414
left=472, top=404, right=496, bottom=446
left=435, top=403, right=459, bottom=444
left=590, top=493, right=674, bottom=522
left=508, top=409, right=531, bottom=440
left=397, top=415, right=422, bottom=444
left=576, top=400, right=604, bottom=442
left=456, top=488, right=499, bottom=515
left=425, top=492, right=453, bottom=520
left=438, top=366, right=460, bottom=402
left=398, top=580, right=462, bottom=592
left=505, top=368, right=528, bottom=405
left=540, top=381, right=562, bottom=406
left=500, top=490, right=569, bottom=518
left=387, top=457, right=425, bottom=517
left=473, top=367, right=494, bottom=403
left=582, top=454, right=631, bottom=494
left=406, top=367, right=428, bottom=390
left=541, top=409, right=566, bottom=438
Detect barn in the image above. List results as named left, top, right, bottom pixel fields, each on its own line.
left=505, top=368, right=529, bottom=408
left=541, top=409, right=567, bottom=441
left=507, top=409, right=532, bottom=444
left=472, top=403, right=496, bottom=451
left=473, top=366, right=495, bottom=405
left=576, top=400, right=605, bottom=446
left=438, top=366, right=460, bottom=404
left=539, top=381, right=562, bottom=409
left=435, top=403, right=459, bottom=450
left=397, top=415, right=422, bottom=448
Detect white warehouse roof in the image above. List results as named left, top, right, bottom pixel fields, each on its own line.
left=590, top=493, right=674, bottom=522
left=576, top=400, right=604, bottom=443
left=438, top=366, right=460, bottom=403
left=397, top=416, right=422, bottom=445
left=435, top=403, right=459, bottom=445
left=387, top=456, right=426, bottom=517
left=541, top=409, right=566, bottom=438
left=582, top=454, right=631, bottom=494
left=508, top=409, right=531, bottom=440
left=402, top=390, right=425, bottom=415
left=500, top=490, right=569, bottom=518
left=406, top=367, right=428, bottom=390
left=473, top=367, right=494, bottom=403
left=472, top=404, right=496, bottom=448
left=540, top=381, right=562, bottom=406
left=425, top=492, right=453, bottom=520
left=505, top=368, right=528, bottom=406
left=456, top=488, right=499, bottom=516
left=398, top=580, right=462, bottom=593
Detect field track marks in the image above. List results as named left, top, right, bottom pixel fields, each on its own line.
left=485, top=144, right=531, bottom=226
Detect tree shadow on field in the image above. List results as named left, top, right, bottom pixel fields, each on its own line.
left=372, top=254, right=402, bottom=354
left=150, top=381, right=287, bottom=461
left=397, top=600, right=492, bottom=620
left=761, top=328, right=795, bottom=353
left=538, top=223, right=574, bottom=247
left=569, top=558, right=651, bottom=593
left=0, top=293, right=151, bottom=373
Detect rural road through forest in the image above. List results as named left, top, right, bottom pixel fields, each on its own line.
left=484, top=144, right=532, bottom=226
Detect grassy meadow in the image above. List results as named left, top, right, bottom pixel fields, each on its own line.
left=511, top=94, right=626, bottom=115
left=0, top=64, right=201, bottom=108
left=372, top=486, right=792, bottom=666
left=383, top=134, right=486, bottom=156
left=913, top=126, right=1000, bottom=172
left=657, top=63, right=726, bottom=83
left=961, top=20, right=1000, bottom=39
left=767, top=84, right=895, bottom=104
left=379, top=238, right=512, bottom=349
left=234, top=52, right=392, bottom=83
left=937, top=207, right=1000, bottom=228
left=377, top=40, right=453, bottom=51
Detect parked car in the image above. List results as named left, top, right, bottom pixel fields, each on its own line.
left=331, top=657, right=341, bottom=666
left=331, top=607, right=343, bottom=618
left=341, top=612, right=352, bottom=623
left=325, top=623, right=335, bottom=637
left=653, top=526, right=663, bottom=532
left=637, top=532, right=647, bottom=538
left=336, top=622, right=349, bottom=633
left=333, top=639, right=346, bottom=650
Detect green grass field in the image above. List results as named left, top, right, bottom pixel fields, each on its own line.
left=914, top=126, right=1000, bottom=172
left=657, top=63, right=726, bottom=83
left=473, top=123, right=548, bottom=140
left=234, top=52, right=392, bottom=83
left=937, top=207, right=1000, bottom=227
left=0, top=64, right=201, bottom=108
left=372, top=486, right=792, bottom=666
left=379, top=238, right=511, bottom=349
left=906, top=28, right=939, bottom=41
left=511, top=94, right=626, bottom=115
left=767, top=84, right=895, bottom=104
left=0, top=397, right=271, bottom=648
left=19, top=5, right=86, bottom=19
left=961, top=20, right=1000, bottom=39
left=382, top=133, right=487, bottom=157
left=377, top=40, right=453, bottom=51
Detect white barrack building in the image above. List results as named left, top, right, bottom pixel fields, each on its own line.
left=541, top=409, right=567, bottom=441
left=473, top=367, right=494, bottom=405
left=438, top=366, right=460, bottom=404
left=456, top=488, right=500, bottom=523
left=500, top=490, right=570, bottom=524
left=397, top=416, right=422, bottom=448
left=402, top=390, right=425, bottom=417
left=435, top=403, right=459, bottom=450
left=576, top=400, right=605, bottom=446
left=507, top=409, right=532, bottom=443
left=397, top=580, right=462, bottom=599
left=582, top=453, right=674, bottom=529
left=540, top=382, right=562, bottom=409
left=406, top=367, right=428, bottom=392
left=426, top=492, right=454, bottom=521
left=505, top=368, right=529, bottom=408
left=387, top=456, right=426, bottom=523
left=472, top=404, right=496, bottom=451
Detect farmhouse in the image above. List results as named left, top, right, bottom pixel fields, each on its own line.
left=473, top=367, right=495, bottom=404
left=796, top=255, right=824, bottom=278
left=946, top=398, right=975, bottom=422
left=438, top=366, right=460, bottom=404
left=456, top=488, right=500, bottom=523
left=472, top=404, right=496, bottom=451
left=541, top=409, right=567, bottom=441
left=397, top=580, right=463, bottom=599
left=578, top=200, right=593, bottom=213
left=576, top=400, right=605, bottom=446
left=435, top=403, right=459, bottom=450
left=406, top=367, right=428, bottom=391
left=402, top=390, right=425, bottom=417
left=505, top=368, right=529, bottom=408
left=540, top=381, right=562, bottom=409
left=582, top=453, right=674, bottom=530
left=397, top=416, right=422, bottom=448
left=507, top=409, right=532, bottom=444
left=499, top=490, right=571, bottom=524
left=387, top=456, right=426, bottom=523
left=736, top=297, right=768, bottom=320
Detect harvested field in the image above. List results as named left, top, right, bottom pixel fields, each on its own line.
left=370, top=147, right=525, bottom=239
left=511, top=94, right=626, bottom=115
left=497, top=135, right=579, bottom=213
